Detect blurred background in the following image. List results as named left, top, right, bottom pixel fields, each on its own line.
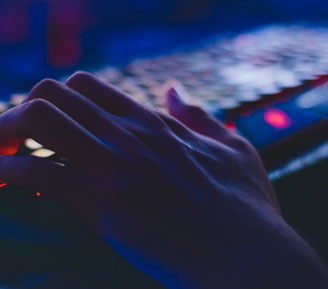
left=1, top=0, right=328, bottom=94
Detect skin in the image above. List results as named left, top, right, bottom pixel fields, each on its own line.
left=0, top=72, right=326, bottom=288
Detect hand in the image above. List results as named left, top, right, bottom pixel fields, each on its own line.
left=0, top=72, right=326, bottom=289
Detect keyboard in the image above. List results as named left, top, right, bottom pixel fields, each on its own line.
left=95, top=25, right=328, bottom=113
left=4, top=24, right=328, bottom=181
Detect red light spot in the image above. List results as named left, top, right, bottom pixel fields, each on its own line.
left=0, top=139, right=23, bottom=156
left=0, top=182, right=8, bottom=188
left=36, top=192, right=42, bottom=197
left=264, top=108, right=292, bottom=129
left=225, top=122, right=236, bottom=131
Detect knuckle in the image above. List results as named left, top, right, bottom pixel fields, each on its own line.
left=141, top=109, right=168, bottom=131
left=26, top=98, right=51, bottom=113
left=33, top=79, right=59, bottom=95
left=21, top=99, right=52, bottom=124
left=159, top=112, right=184, bottom=132
left=66, top=71, right=91, bottom=86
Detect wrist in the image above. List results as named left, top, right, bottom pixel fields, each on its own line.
left=179, top=209, right=328, bottom=289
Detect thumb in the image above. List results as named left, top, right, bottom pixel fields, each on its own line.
left=166, top=87, right=230, bottom=142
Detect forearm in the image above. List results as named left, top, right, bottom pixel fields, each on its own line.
left=251, top=221, right=328, bottom=289
left=178, top=209, right=328, bottom=289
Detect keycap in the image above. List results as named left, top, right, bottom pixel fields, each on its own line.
left=25, top=139, right=43, bottom=150
left=292, top=82, right=328, bottom=116
left=0, top=102, right=9, bottom=114
left=10, top=93, right=26, bottom=106
left=31, top=149, right=55, bottom=158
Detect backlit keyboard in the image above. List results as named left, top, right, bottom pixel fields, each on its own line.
left=95, top=25, right=328, bottom=115
left=5, top=24, right=328, bottom=179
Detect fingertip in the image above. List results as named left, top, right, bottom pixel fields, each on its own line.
left=166, top=87, right=182, bottom=103
left=166, top=87, right=186, bottom=115
left=23, top=78, right=61, bottom=104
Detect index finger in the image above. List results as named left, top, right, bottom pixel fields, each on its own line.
left=0, top=99, right=114, bottom=167
left=66, top=71, right=147, bottom=117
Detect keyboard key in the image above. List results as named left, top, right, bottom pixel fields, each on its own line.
left=31, top=149, right=55, bottom=158
left=0, top=102, right=9, bottom=114
left=10, top=93, right=26, bottom=106
left=25, top=139, right=43, bottom=150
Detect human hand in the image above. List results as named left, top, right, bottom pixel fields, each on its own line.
left=0, top=72, right=326, bottom=289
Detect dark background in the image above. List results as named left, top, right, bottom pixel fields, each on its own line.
left=1, top=0, right=328, bottom=94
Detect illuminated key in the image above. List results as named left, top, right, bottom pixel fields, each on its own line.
left=53, top=161, right=65, bottom=167
left=0, top=102, right=9, bottom=113
left=218, top=98, right=240, bottom=110
left=10, top=93, right=27, bottom=106
left=25, top=139, right=43, bottom=150
left=31, top=149, right=55, bottom=158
